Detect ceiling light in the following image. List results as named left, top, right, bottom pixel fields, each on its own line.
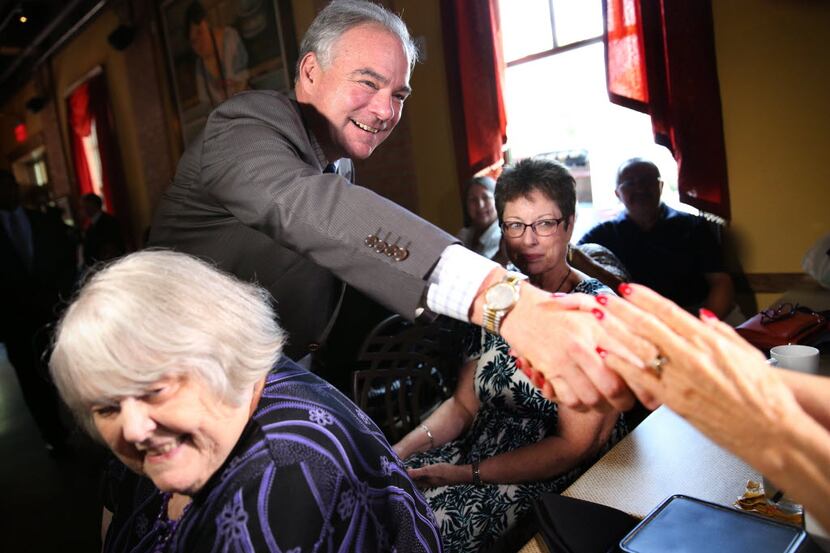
left=19, top=15, right=27, bottom=23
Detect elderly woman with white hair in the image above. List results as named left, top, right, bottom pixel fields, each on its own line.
left=49, top=250, right=441, bottom=552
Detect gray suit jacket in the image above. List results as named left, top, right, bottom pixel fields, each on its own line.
left=149, top=91, right=454, bottom=359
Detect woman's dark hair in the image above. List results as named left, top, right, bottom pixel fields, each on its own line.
left=184, top=1, right=207, bottom=39
left=461, top=175, right=496, bottom=226
left=495, top=157, right=576, bottom=230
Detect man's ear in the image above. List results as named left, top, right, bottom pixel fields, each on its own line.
left=297, top=52, right=320, bottom=89
left=614, top=187, right=622, bottom=202
left=657, top=179, right=664, bottom=194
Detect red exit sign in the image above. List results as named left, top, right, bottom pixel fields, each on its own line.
left=14, top=123, right=27, bottom=143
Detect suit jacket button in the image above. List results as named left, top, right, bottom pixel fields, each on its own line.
left=394, top=248, right=409, bottom=261
left=374, top=240, right=388, bottom=254
left=364, top=235, right=377, bottom=247
left=386, top=245, right=399, bottom=258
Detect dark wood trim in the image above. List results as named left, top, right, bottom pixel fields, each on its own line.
left=745, top=273, right=823, bottom=294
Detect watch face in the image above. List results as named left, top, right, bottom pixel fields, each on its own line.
left=486, top=282, right=518, bottom=310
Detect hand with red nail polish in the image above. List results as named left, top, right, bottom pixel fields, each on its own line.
left=583, top=282, right=830, bottom=530
left=699, top=308, right=717, bottom=320
left=618, top=282, right=632, bottom=296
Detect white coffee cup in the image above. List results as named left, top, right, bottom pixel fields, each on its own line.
left=769, top=344, right=820, bottom=373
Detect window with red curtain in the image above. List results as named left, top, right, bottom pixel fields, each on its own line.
left=441, top=0, right=508, bottom=187
left=66, top=69, right=130, bottom=237
left=67, top=81, right=96, bottom=205
left=604, top=0, right=730, bottom=219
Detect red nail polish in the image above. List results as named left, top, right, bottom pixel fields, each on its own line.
left=596, top=294, right=609, bottom=306
left=619, top=282, right=633, bottom=296
left=699, top=308, right=718, bottom=320
left=591, top=308, right=605, bottom=320
left=533, top=371, right=545, bottom=388
left=595, top=346, right=608, bottom=358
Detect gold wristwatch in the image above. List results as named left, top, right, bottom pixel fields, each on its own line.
left=482, top=272, right=525, bottom=335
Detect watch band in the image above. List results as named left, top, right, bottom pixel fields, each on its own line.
left=482, top=272, right=524, bottom=334
left=482, top=306, right=502, bottom=334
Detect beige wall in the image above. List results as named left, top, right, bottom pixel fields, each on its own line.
left=712, top=1, right=830, bottom=305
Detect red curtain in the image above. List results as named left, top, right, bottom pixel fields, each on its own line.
left=67, top=71, right=129, bottom=230
left=441, top=0, right=508, bottom=183
left=604, top=0, right=730, bottom=219
left=67, top=83, right=95, bottom=205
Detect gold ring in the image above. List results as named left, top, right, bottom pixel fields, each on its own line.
left=648, top=355, right=668, bottom=376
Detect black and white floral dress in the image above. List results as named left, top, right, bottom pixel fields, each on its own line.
left=404, top=279, right=627, bottom=553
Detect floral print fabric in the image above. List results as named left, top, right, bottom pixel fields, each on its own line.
left=405, top=279, right=626, bottom=553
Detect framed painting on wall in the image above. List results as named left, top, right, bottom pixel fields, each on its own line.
left=159, top=0, right=297, bottom=145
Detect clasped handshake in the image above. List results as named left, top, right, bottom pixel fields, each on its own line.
left=498, top=280, right=765, bottom=415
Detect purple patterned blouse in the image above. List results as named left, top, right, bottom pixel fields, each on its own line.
left=101, top=357, right=442, bottom=552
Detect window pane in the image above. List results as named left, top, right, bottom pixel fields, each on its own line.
left=503, top=42, right=683, bottom=241
left=552, top=0, right=604, bottom=46
left=499, top=0, right=553, bottom=61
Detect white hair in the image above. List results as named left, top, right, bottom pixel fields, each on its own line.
left=296, top=0, right=419, bottom=79
left=50, top=250, right=284, bottom=435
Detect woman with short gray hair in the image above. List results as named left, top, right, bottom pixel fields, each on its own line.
left=51, top=250, right=441, bottom=552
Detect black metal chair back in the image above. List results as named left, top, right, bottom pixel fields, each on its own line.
left=351, top=315, right=463, bottom=442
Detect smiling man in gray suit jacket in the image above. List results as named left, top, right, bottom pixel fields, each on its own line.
left=149, top=0, right=639, bottom=414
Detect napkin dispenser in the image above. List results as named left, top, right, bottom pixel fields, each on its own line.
left=620, top=495, right=812, bottom=553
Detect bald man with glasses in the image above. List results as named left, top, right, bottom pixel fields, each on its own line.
left=579, top=157, right=736, bottom=320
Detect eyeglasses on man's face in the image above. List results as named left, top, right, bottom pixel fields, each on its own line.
left=502, top=217, right=565, bottom=238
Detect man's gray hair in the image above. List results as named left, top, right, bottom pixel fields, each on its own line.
left=295, top=0, right=419, bottom=79
left=49, top=250, right=285, bottom=436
